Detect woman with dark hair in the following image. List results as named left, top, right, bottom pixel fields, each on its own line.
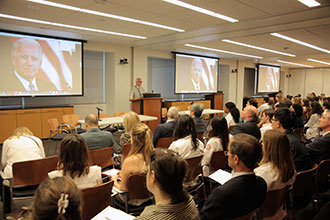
left=135, top=149, right=199, bottom=220
left=291, top=104, right=304, bottom=129
left=169, top=115, right=204, bottom=159
left=302, top=99, right=311, bottom=121
left=255, top=130, right=296, bottom=220
left=202, top=116, right=229, bottom=176
left=224, top=102, right=239, bottom=127
left=305, top=101, right=323, bottom=139
left=48, top=134, right=102, bottom=189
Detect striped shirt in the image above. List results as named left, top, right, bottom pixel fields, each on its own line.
left=134, top=196, right=199, bottom=220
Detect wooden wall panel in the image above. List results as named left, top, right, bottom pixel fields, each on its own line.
left=0, top=110, right=17, bottom=143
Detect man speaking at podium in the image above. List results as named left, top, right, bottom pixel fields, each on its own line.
left=130, top=77, right=145, bottom=99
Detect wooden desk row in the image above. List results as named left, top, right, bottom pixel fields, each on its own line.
left=0, top=107, right=74, bottom=143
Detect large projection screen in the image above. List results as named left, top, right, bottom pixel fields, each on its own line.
left=175, top=53, right=219, bottom=94
left=0, top=31, right=83, bottom=97
left=257, top=64, right=280, bottom=93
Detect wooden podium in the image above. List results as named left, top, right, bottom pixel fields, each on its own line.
left=130, top=97, right=162, bottom=132
left=205, top=93, right=223, bottom=110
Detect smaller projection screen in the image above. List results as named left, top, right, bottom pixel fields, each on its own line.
left=257, top=64, right=280, bottom=93
left=175, top=53, right=219, bottom=94
left=0, top=31, right=83, bottom=97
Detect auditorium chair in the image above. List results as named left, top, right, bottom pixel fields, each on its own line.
left=156, top=137, right=174, bottom=148
left=88, top=147, right=113, bottom=170
left=122, top=143, right=132, bottom=162
left=210, top=151, right=229, bottom=173
left=62, top=114, right=85, bottom=134
left=47, top=118, right=70, bottom=154
left=314, top=159, right=330, bottom=210
left=184, top=155, right=205, bottom=200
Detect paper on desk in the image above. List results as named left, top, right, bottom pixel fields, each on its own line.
left=208, top=169, right=232, bottom=185
left=102, top=168, right=120, bottom=179
left=91, top=206, right=134, bottom=220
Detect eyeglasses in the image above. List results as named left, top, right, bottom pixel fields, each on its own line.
left=224, top=151, right=229, bottom=156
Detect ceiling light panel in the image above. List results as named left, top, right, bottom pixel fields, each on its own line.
left=162, top=0, right=238, bottom=22
left=271, top=33, right=330, bottom=54
left=307, top=58, right=330, bottom=66
left=222, top=39, right=296, bottom=57
left=27, top=0, right=185, bottom=32
left=297, top=0, right=321, bottom=7
left=277, top=60, right=314, bottom=67
left=0, top=13, right=147, bottom=39
left=185, top=44, right=262, bottom=59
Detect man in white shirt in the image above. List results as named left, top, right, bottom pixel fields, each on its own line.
left=258, top=97, right=271, bottom=115
left=258, top=109, right=274, bottom=140
left=130, top=77, right=145, bottom=99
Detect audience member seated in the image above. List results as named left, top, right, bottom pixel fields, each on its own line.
left=80, top=113, right=114, bottom=150
left=323, top=102, right=330, bottom=111
left=169, top=115, right=204, bottom=159
left=32, top=176, right=82, bottom=220
left=200, top=134, right=267, bottom=220
left=291, top=104, right=304, bottom=129
left=302, top=99, right=311, bottom=121
left=48, top=134, right=102, bottom=189
left=272, top=108, right=312, bottom=172
left=255, top=130, right=296, bottom=220
left=258, top=109, right=274, bottom=140
left=153, top=107, right=178, bottom=147
left=247, top=98, right=258, bottom=108
left=112, top=123, right=154, bottom=209
left=202, top=116, right=229, bottom=176
left=306, top=109, right=330, bottom=165
left=224, top=102, right=239, bottom=127
left=119, top=111, right=141, bottom=150
left=134, top=148, right=199, bottom=220
left=190, top=103, right=206, bottom=133
left=258, top=96, right=272, bottom=114
left=1, top=127, right=45, bottom=213
left=231, top=105, right=261, bottom=140
left=305, top=101, right=323, bottom=140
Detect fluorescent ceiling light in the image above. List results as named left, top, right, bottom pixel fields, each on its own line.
left=277, top=60, right=314, bottom=67
left=27, top=0, right=184, bottom=32
left=162, top=0, right=238, bottom=23
left=271, top=33, right=330, bottom=54
left=307, top=58, right=330, bottom=66
left=297, top=0, right=320, bottom=7
left=0, top=14, right=146, bottom=39
left=222, top=39, right=296, bottom=57
left=185, top=44, right=262, bottom=59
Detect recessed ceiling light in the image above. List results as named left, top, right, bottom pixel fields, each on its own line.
left=307, top=58, right=330, bottom=66
left=277, top=60, right=314, bottom=67
left=222, top=39, right=296, bottom=57
left=27, top=0, right=184, bottom=32
left=184, top=44, right=262, bottom=59
left=162, top=0, right=238, bottom=23
left=271, top=33, right=330, bottom=54
left=297, top=0, right=320, bottom=7
left=0, top=13, right=146, bottom=39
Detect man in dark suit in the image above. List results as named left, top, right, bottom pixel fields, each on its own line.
left=306, top=109, right=330, bottom=165
left=80, top=113, right=114, bottom=150
left=190, top=103, right=206, bottom=133
left=272, top=108, right=312, bottom=172
left=1, top=38, right=56, bottom=93
left=200, top=133, right=267, bottom=220
left=153, top=106, right=178, bottom=147
left=231, top=105, right=261, bottom=140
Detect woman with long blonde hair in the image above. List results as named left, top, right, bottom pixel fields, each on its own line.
left=112, top=123, right=154, bottom=210
left=255, top=129, right=296, bottom=220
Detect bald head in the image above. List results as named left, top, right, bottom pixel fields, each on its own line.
left=167, top=107, right=179, bottom=120
left=241, top=105, right=258, bottom=121
left=85, top=114, right=98, bottom=129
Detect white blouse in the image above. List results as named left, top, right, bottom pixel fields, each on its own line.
left=201, top=137, right=224, bottom=176
left=169, top=135, right=204, bottom=160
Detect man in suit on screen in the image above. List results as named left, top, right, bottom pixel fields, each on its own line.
left=1, top=38, right=56, bottom=93
left=181, top=58, right=207, bottom=92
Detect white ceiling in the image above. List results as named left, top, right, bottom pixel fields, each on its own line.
left=0, top=0, right=330, bottom=67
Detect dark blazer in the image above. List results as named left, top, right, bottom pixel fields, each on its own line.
left=80, top=128, right=114, bottom=150
left=193, top=117, right=206, bottom=133
left=1, top=72, right=56, bottom=92
left=230, top=120, right=261, bottom=140
left=306, top=132, right=330, bottom=165
left=286, top=130, right=312, bottom=172
left=153, top=120, right=176, bottom=147
left=200, top=174, right=267, bottom=220
left=181, top=79, right=207, bottom=92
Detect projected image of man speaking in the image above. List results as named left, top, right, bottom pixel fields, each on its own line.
left=2, top=38, right=56, bottom=93
left=182, top=58, right=207, bottom=91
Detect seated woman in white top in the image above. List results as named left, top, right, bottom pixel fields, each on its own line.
left=305, top=101, right=323, bottom=139
left=169, top=115, right=204, bottom=159
left=202, top=116, right=229, bottom=176
left=224, top=102, right=238, bottom=128
left=48, top=134, right=102, bottom=190
left=255, top=129, right=296, bottom=220
left=1, top=127, right=45, bottom=180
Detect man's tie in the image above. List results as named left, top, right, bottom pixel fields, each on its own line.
left=29, top=82, right=36, bottom=91
left=137, top=87, right=142, bottom=96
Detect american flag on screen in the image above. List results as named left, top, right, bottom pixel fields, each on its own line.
left=201, top=59, right=216, bottom=91
left=11, top=37, right=72, bottom=91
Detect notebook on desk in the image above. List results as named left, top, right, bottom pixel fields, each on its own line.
left=91, top=206, right=134, bottom=220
